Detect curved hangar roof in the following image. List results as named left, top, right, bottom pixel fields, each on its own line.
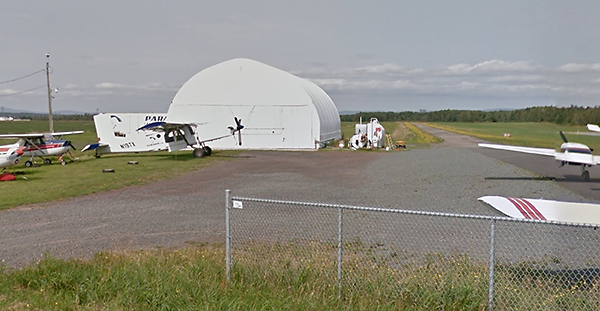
left=167, top=58, right=341, bottom=146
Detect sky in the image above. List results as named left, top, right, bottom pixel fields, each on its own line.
left=1, top=1, right=600, bottom=114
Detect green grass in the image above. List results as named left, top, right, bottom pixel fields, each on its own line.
left=0, top=120, right=239, bottom=210
left=425, top=122, right=600, bottom=151
left=1, top=242, right=597, bottom=310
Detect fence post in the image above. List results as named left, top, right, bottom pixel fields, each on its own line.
left=488, top=219, right=496, bottom=311
left=337, top=205, right=343, bottom=300
left=226, top=189, right=232, bottom=283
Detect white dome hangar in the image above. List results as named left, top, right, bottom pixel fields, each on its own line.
left=166, top=58, right=341, bottom=150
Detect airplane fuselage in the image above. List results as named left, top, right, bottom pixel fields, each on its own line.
left=555, top=142, right=595, bottom=166
left=12, top=138, right=73, bottom=158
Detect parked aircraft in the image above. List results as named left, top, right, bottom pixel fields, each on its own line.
left=82, top=113, right=243, bottom=158
left=0, top=131, right=83, bottom=167
left=137, top=116, right=244, bottom=158
left=478, top=196, right=600, bottom=225
left=82, top=113, right=169, bottom=156
left=478, top=132, right=600, bottom=181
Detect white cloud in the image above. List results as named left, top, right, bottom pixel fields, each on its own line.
left=555, top=63, right=600, bottom=73
left=443, top=60, right=535, bottom=75
left=301, top=59, right=600, bottom=110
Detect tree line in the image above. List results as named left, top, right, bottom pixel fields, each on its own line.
left=340, top=106, right=600, bottom=125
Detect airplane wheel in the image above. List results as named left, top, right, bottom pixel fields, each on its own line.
left=583, top=171, right=590, bottom=182
left=193, top=148, right=206, bottom=158
left=44, top=159, right=52, bottom=165
left=25, top=161, right=33, bottom=167
left=203, top=146, right=212, bottom=156
left=61, top=161, right=67, bottom=166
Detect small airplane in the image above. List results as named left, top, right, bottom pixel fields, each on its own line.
left=82, top=113, right=169, bottom=156
left=478, top=132, right=600, bottom=181
left=478, top=196, right=600, bottom=225
left=0, top=131, right=83, bottom=167
left=137, top=116, right=244, bottom=158
left=82, top=113, right=243, bottom=158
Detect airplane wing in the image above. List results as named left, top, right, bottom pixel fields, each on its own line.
left=478, top=143, right=556, bottom=157
left=478, top=196, right=600, bottom=225
left=0, top=131, right=83, bottom=139
left=0, top=133, right=44, bottom=139
left=51, top=131, right=84, bottom=136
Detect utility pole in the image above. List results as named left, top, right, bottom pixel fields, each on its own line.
left=46, top=53, right=54, bottom=133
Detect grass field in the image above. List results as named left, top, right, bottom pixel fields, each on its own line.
left=1, top=243, right=595, bottom=310
left=425, top=122, right=600, bottom=151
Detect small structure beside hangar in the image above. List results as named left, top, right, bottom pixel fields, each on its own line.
left=166, top=58, right=341, bottom=150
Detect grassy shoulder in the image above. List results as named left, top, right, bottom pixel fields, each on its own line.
left=1, top=243, right=595, bottom=310
left=424, top=122, right=600, bottom=151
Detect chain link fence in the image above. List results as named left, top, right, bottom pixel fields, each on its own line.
left=225, top=190, right=600, bottom=310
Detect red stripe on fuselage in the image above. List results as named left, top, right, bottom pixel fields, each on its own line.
left=23, top=143, right=62, bottom=152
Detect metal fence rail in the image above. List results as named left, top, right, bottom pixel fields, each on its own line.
left=225, top=190, right=600, bottom=310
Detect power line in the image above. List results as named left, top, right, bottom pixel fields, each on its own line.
left=0, top=69, right=45, bottom=84
left=0, top=85, right=46, bottom=97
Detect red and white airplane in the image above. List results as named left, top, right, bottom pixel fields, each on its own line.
left=0, top=131, right=83, bottom=167
left=478, top=132, right=600, bottom=181
left=479, top=196, right=600, bottom=225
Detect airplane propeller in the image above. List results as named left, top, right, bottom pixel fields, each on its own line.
left=559, top=131, right=568, bottom=143
left=228, top=117, right=244, bottom=146
left=64, top=140, right=77, bottom=150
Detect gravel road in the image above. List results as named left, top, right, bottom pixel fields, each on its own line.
left=0, top=126, right=593, bottom=268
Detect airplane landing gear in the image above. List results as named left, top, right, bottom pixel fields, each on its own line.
left=193, top=146, right=212, bottom=158
left=25, top=161, right=33, bottom=167
left=581, top=165, right=591, bottom=182
left=193, top=148, right=206, bottom=158
left=44, top=158, right=52, bottom=165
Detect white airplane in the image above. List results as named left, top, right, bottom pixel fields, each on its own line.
left=137, top=116, right=244, bottom=158
left=82, top=113, right=169, bottom=156
left=478, top=132, right=600, bottom=181
left=82, top=113, right=243, bottom=158
left=478, top=196, right=600, bottom=225
left=0, top=131, right=83, bottom=167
